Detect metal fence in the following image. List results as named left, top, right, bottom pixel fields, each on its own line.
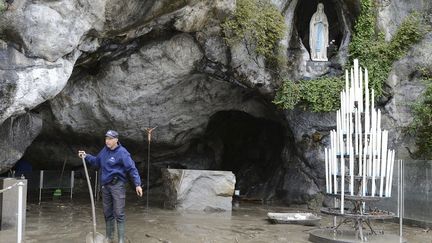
left=0, top=178, right=26, bottom=243
left=370, top=160, right=432, bottom=227
left=37, top=170, right=74, bottom=204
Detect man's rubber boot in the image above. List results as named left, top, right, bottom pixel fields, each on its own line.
left=105, top=219, right=115, bottom=242
left=118, top=221, right=125, bottom=243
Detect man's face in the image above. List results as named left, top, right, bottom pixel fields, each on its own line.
left=105, top=137, right=118, bottom=150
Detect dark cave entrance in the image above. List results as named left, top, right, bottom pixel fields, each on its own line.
left=205, top=110, right=285, bottom=197
left=294, top=0, right=344, bottom=60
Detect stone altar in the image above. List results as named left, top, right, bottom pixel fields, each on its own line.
left=162, top=169, right=235, bottom=211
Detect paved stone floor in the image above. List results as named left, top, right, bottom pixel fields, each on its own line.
left=0, top=193, right=430, bottom=243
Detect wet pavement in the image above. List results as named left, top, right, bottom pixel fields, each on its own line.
left=1, top=193, right=431, bottom=243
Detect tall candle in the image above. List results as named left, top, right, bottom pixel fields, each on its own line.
left=350, top=145, right=354, bottom=196
left=380, top=131, right=388, bottom=197
left=359, top=67, right=363, bottom=112
left=371, top=131, right=377, bottom=196
left=362, top=138, right=368, bottom=196
left=351, top=69, right=354, bottom=109
left=354, top=59, right=358, bottom=103
left=329, top=148, right=333, bottom=194
left=355, top=108, right=358, bottom=155
left=359, top=110, right=363, bottom=177
left=370, top=109, right=376, bottom=180
left=385, top=149, right=392, bottom=197
left=388, top=150, right=395, bottom=197
left=325, top=148, right=329, bottom=193
left=333, top=131, right=338, bottom=195
left=365, top=90, right=370, bottom=134
left=341, top=148, right=345, bottom=214
left=339, top=113, right=344, bottom=160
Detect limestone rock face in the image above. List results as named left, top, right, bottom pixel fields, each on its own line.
left=0, top=42, right=79, bottom=123
left=49, top=33, right=269, bottom=150
left=377, top=0, right=432, bottom=41
left=282, top=109, right=335, bottom=200
left=383, top=34, right=432, bottom=159
left=0, top=0, right=105, bottom=169
left=0, top=41, right=76, bottom=169
left=0, top=113, right=42, bottom=172
left=162, top=169, right=235, bottom=211
left=1, top=0, right=105, bottom=61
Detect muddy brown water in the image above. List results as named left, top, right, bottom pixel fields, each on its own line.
left=0, top=194, right=430, bottom=243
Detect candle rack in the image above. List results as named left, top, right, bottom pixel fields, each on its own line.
left=310, top=59, right=402, bottom=242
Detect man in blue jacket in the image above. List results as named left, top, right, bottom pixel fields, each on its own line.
left=78, top=130, right=142, bottom=243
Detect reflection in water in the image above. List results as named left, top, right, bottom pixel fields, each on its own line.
left=0, top=194, right=430, bottom=243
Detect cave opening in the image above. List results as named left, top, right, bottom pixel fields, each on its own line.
left=204, top=110, right=285, bottom=197
left=294, top=0, right=344, bottom=60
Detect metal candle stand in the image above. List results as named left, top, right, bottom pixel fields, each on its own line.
left=320, top=190, right=395, bottom=241
left=310, top=59, right=402, bottom=243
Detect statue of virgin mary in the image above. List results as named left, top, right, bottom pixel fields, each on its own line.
left=309, top=3, right=329, bottom=61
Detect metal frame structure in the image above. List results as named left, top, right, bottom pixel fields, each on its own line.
left=38, top=170, right=74, bottom=204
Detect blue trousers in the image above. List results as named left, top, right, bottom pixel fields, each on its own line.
left=102, top=181, right=126, bottom=223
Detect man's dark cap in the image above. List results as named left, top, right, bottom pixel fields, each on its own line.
left=105, top=130, right=119, bottom=138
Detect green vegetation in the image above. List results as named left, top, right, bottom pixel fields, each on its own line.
left=349, top=1, right=426, bottom=97
left=274, top=76, right=344, bottom=112
left=0, top=1, right=5, bottom=13
left=410, top=68, right=432, bottom=158
left=274, top=0, right=426, bottom=112
left=221, top=0, right=286, bottom=64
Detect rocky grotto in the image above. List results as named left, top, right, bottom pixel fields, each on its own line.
left=1, top=0, right=432, bottom=207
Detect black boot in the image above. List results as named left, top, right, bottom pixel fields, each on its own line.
left=117, top=221, right=125, bottom=243
left=105, top=219, right=115, bottom=242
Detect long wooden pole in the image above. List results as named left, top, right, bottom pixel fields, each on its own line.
left=145, top=126, right=157, bottom=210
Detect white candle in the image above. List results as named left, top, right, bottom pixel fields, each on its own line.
left=355, top=109, right=359, bottom=155
left=354, top=59, right=358, bottom=103
left=376, top=129, right=381, bottom=191
left=341, top=149, right=345, bottom=214
left=363, top=137, right=368, bottom=196
left=385, top=149, right=392, bottom=197
left=350, top=145, right=354, bottom=196
left=365, top=90, right=370, bottom=134
left=333, top=131, right=338, bottom=195
left=371, top=131, right=377, bottom=196
left=370, top=109, right=376, bottom=179
left=369, top=125, right=373, bottom=179
left=359, top=67, right=363, bottom=112
left=359, top=111, right=363, bottom=177
left=325, top=148, right=329, bottom=193
left=380, top=131, right=388, bottom=197
left=375, top=110, right=382, bottom=195
left=329, top=147, right=333, bottom=194
left=388, top=150, right=395, bottom=197
left=351, top=69, right=355, bottom=109
left=349, top=87, right=352, bottom=113
left=349, top=111, right=353, bottom=154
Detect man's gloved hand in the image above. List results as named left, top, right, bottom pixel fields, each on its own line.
left=78, top=150, right=87, bottom=158
left=136, top=186, right=143, bottom=197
